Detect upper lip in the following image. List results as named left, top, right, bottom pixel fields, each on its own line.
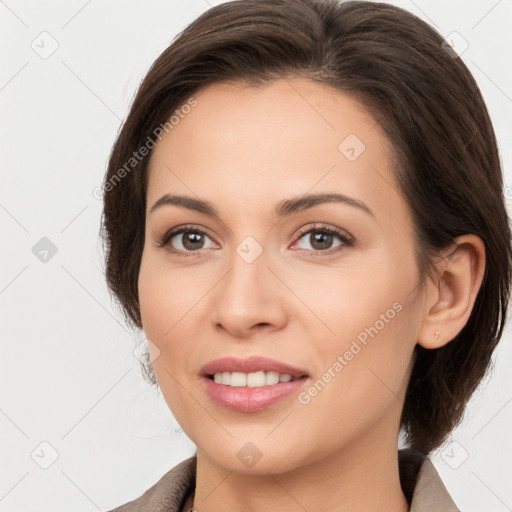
left=200, top=356, right=309, bottom=378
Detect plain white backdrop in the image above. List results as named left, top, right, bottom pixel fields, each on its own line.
left=1, top=0, right=511, bottom=510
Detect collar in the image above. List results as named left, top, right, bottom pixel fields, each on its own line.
left=108, top=449, right=460, bottom=511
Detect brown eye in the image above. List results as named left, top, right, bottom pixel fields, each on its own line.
left=293, top=225, right=353, bottom=254
left=157, top=225, right=217, bottom=254
left=177, top=231, right=207, bottom=250
left=308, top=231, right=335, bottom=251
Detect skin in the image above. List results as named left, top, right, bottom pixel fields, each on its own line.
left=138, top=78, right=485, bottom=512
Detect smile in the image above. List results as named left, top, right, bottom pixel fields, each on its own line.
left=210, top=370, right=300, bottom=387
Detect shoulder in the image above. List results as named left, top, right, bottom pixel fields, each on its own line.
left=399, top=448, right=461, bottom=512
left=105, top=455, right=197, bottom=512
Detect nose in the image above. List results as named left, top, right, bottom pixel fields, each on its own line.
left=210, top=246, right=288, bottom=339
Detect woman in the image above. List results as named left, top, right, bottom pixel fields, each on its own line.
left=101, top=0, right=511, bottom=510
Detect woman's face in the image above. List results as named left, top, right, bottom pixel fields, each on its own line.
left=138, top=78, right=426, bottom=474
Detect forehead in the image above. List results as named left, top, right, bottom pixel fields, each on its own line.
left=146, top=78, right=402, bottom=220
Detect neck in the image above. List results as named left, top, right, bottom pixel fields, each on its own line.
left=192, top=435, right=409, bottom=512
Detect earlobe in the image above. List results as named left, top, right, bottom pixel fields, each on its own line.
left=417, top=234, right=486, bottom=350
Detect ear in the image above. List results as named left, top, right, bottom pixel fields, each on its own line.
left=417, top=234, right=486, bottom=349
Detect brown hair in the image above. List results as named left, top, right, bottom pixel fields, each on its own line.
left=100, top=0, right=512, bottom=455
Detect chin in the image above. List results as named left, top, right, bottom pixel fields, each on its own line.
left=197, top=436, right=318, bottom=476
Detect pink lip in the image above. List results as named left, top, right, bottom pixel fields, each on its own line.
left=203, top=378, right=308, bottom=412
left=200, top=356, right=310, bottom=413
left=200, top=356, right=309, bottom=378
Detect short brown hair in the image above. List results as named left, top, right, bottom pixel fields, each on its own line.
left=100, top=0, right=512, bottom=455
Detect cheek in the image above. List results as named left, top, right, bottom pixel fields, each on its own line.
left=138, top=252, right=183, bottom=386
left=289, top=246, right=418, bottom=342
left=138, top=249, right=198, bottom=339
left=293, top=293, right=418, bottom=453
left=292, top=248, right=420, bottom=399
left=138, top=257, right=165, bottom=339
left=137, top=255, right=193, bottom=419
left=137, top=250, right=209, bottom=387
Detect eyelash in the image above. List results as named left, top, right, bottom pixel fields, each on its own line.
left=155, top=223, right=354, bottom=258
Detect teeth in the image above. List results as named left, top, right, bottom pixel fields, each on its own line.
left=211, top=371, right=299, bottom=387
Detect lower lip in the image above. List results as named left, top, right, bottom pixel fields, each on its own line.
left=202, top=376, right=309, bottom=412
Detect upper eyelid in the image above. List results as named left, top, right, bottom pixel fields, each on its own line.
left=295, top=223, right=352, bottom=239
left=165, top=224, right=216, bottom=242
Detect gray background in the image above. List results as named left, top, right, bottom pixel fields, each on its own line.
left=1, top=0, right=511, bottom=510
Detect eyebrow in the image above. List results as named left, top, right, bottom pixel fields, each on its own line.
left=149, top=192, right=374, bottom=218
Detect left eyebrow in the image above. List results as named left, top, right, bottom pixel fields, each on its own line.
left=149, top=192, right=375, bottom=219
left=275, top=192, right=374, bottom=218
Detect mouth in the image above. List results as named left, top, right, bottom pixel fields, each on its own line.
left=207, top=370, right=307, bottom=388
left=200, top=356, right=310, bottom=412
left=200, top=355, right=309, bottom=385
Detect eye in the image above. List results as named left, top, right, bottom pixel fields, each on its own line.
left=156, top=223, right=354, bottom=257
left=157, top=225, right=217, bottom=255
left=292, top=224, right=353, bottom=255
